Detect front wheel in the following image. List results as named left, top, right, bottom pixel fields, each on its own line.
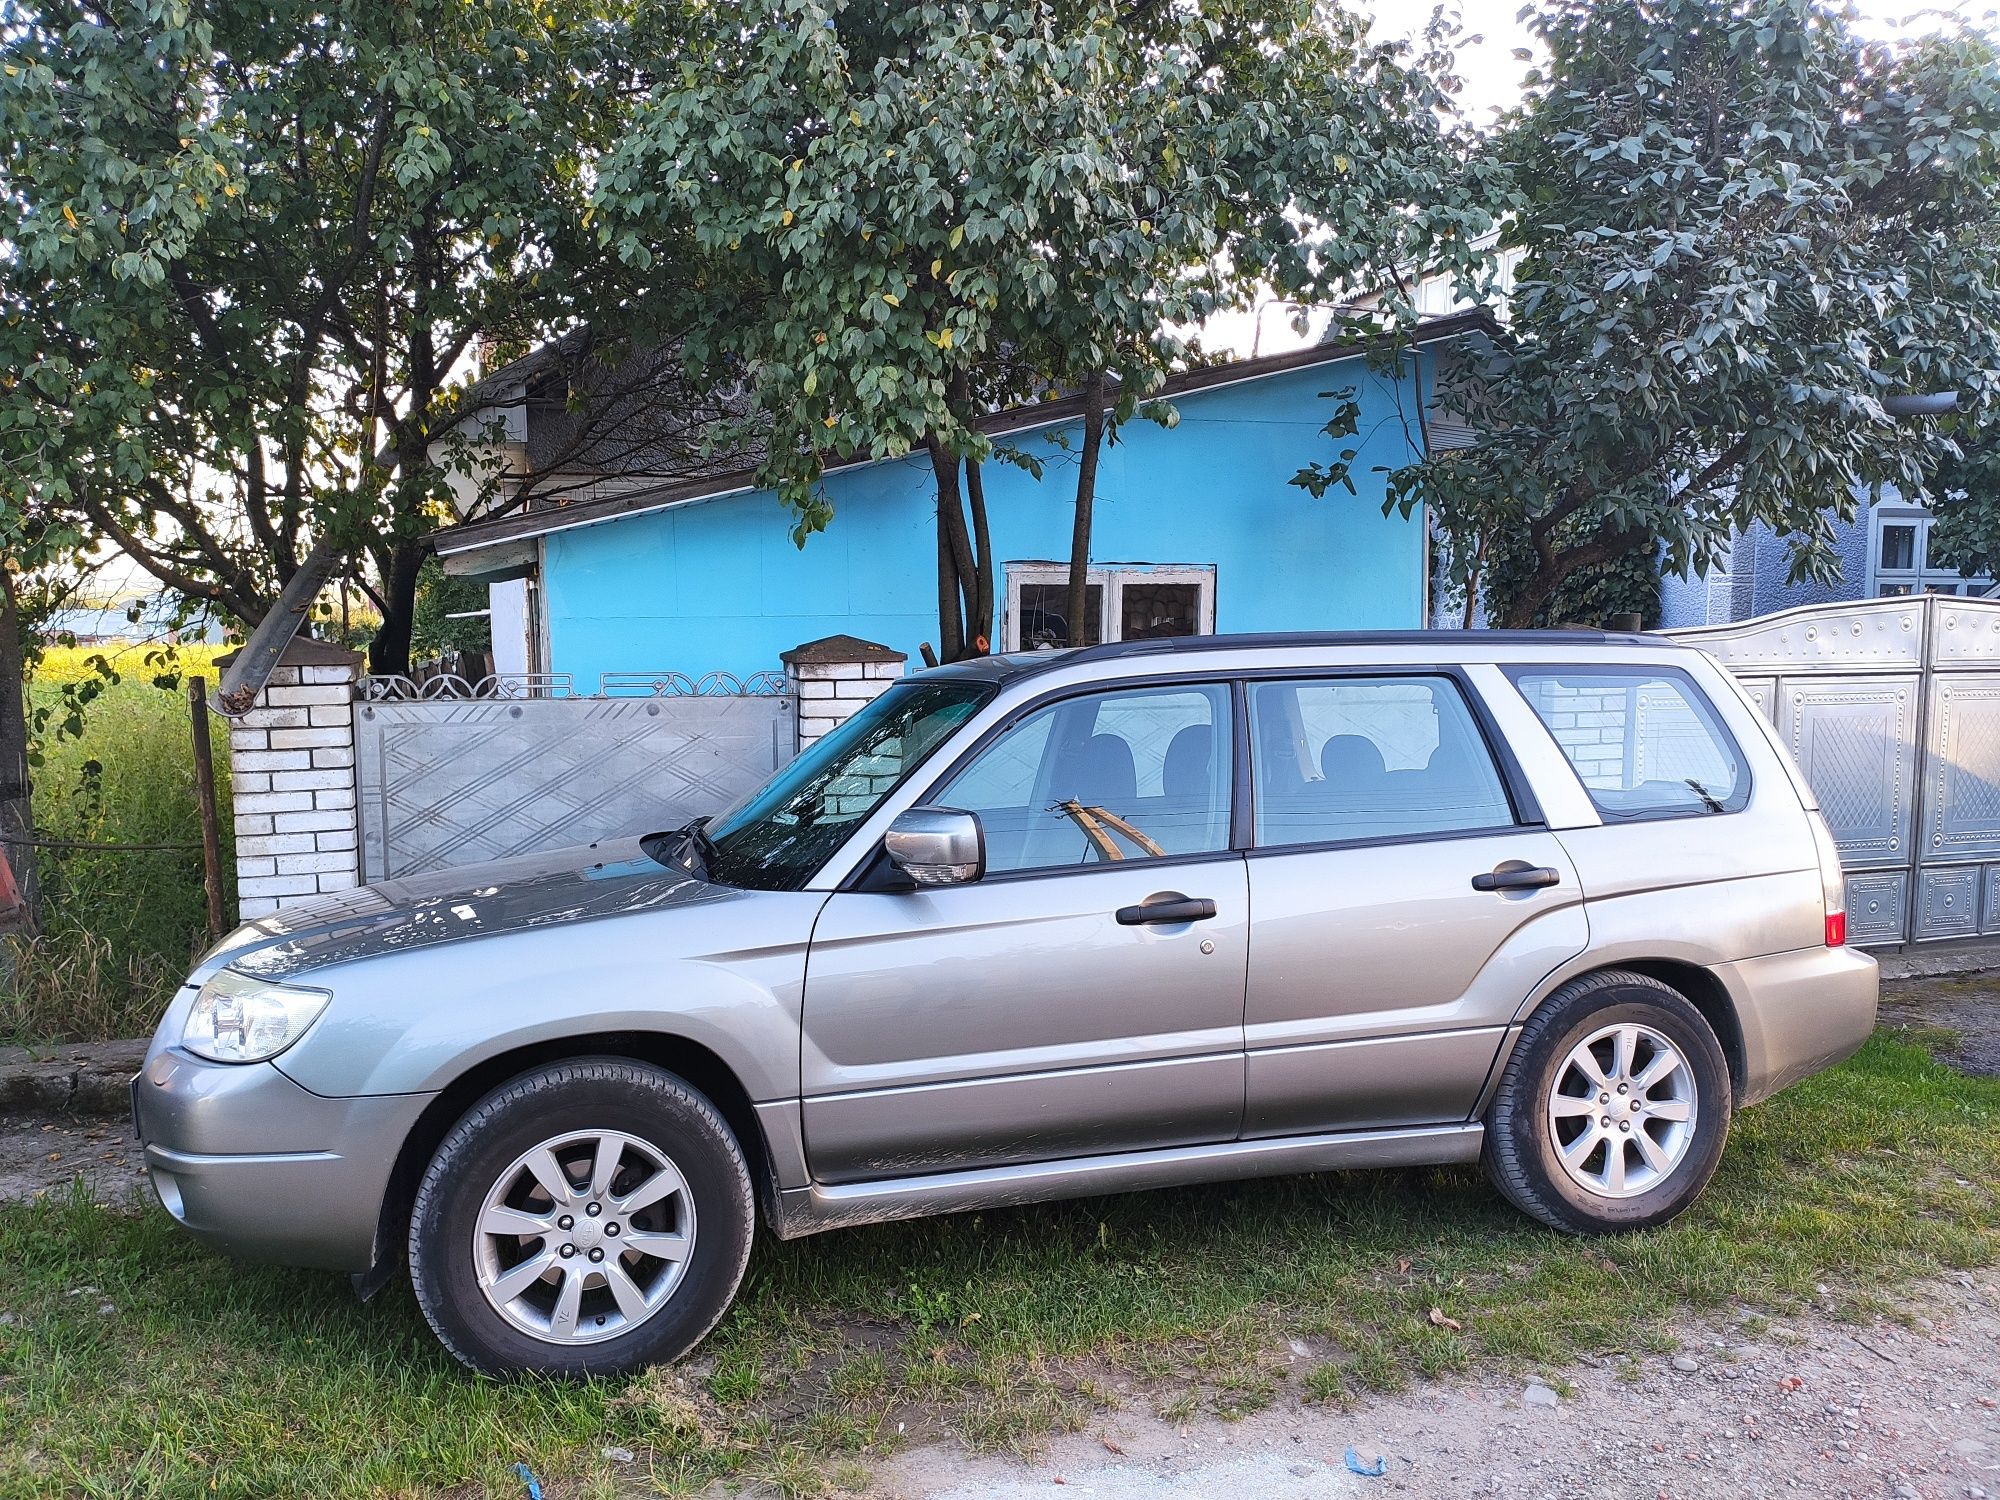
left=409, top=1059, right=754, bottom=1377
left=1484, top=970, right=1731, bottom=1235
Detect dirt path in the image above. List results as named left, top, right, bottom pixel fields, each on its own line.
left=868, top=1268, right=2000, bottom=1500
left=0, top=1111, right=146, bottom=1205
left=1880, top=973, right=2000, bottom=1078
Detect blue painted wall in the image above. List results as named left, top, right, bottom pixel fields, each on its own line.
left=540, top=354, right=1434, bottom=680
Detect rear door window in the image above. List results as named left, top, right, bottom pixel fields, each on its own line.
left=1512, top=667, right=1747, bottom=820
left=1248, top=676, right=1516, bottom=847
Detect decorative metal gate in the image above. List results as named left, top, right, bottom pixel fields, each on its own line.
left=353, top=672, right=794, bottom=883
left=1667, top=594, right=2000, bottom=946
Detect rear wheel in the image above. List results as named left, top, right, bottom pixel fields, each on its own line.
left=1484, top=970, right=1731, bottom=1235
left=409, top=1059, right=753, bottom=1377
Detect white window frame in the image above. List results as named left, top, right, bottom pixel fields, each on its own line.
left=1868, top=505, right=1998, bottom=599
left=1001, top=563, right=1217, bottom=651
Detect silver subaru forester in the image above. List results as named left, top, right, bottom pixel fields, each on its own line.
left=135, top=631, right=1876, bottom=1376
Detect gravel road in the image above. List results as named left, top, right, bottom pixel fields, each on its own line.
left=870, top=1268, right=2000, bottom=1500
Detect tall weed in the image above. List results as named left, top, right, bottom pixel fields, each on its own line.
left=2, top=657, right=233, bottom=1042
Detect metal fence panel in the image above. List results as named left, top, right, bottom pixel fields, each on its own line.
left=355, top=688, right=793, bottom=882
left=1668, top=594, right=2000, bottom=946
left=1777, top=676, right=1918, bottom=871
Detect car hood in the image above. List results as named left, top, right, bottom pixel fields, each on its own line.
left=202, top=836, right=736, bottom=983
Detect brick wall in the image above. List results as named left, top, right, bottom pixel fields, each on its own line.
left=1522, top=680, right=1630, bottom=787
left=220, top=644, right=362, bottom=918
left=782, top=635, right=907, bottom=750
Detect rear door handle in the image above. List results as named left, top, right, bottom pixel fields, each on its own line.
left=1116, top=895, right=1218, bottom=926
left=1471, top=864, right=1561, bottom=892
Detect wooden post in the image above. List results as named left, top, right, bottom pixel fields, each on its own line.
left=188, top=677, right=226, bottom=939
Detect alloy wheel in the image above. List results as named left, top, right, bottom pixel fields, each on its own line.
left=1545, top=1022, right=1698, bottom=1199
left=471, top=1129, right=696, bottom=1344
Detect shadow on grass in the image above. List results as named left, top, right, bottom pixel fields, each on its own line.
left=1, top=1033, right=1995, bottom=1497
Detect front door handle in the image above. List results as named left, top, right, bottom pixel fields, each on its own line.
left=1472, top=863, right=1562, bottom=893
left=1116, top=894, right=1218, bottom=926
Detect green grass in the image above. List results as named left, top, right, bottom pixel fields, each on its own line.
left=2, top=653, right=232, bottom=1043
left=1, top=1031, right=1995, bottom=1498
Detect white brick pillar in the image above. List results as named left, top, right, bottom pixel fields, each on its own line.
left=781, top=635, right=907, bottom=751
left=214, top=637, right=363, bottom=919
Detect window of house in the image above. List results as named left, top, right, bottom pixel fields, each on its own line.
left=1870, top=509, right=1997, bottom=599
left=1003, top=565, right=1215, bottom=650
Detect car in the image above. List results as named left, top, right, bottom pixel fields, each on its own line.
left=133, top=630, right=1877, bottom=1376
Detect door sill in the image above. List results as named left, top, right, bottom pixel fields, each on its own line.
left=770, top=1121, right=1483, bottom=1239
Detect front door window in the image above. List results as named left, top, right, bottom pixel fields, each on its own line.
left=934, top=683, right=1233, bottom=872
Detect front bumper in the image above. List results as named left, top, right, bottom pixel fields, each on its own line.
left=132, top=1044, right=434, bottom=1272
left=1720, top=942, right=1880, bottom=1107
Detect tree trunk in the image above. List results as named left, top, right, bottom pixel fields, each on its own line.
left=928, top=437, right=984, bottom=661
left=0, top=567, right=39, bottom=934
left=962, top=454, right=994, bottom=654
left=927, top=439, right=965, bottom=661
left=366, top=536, right=427, bottom=676
left=1067, top=371, right=1109, bottom=646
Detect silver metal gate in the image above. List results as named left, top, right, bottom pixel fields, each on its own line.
left=1667, top=594, right=2000, bottom=946
left=353, top=672, right=794, bottom=882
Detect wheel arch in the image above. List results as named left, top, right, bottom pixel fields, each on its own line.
left=1512, top=958, right=1746, bottom=1104
left=357, top=1030, right=778, bottom=1300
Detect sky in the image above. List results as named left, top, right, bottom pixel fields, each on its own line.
left=1374, top=0, right=1996, bottom=127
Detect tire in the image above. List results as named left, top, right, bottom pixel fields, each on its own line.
left=409, top=1059, right=754, bottom=1377
left=1484, top=970, right=1731, bottom=1235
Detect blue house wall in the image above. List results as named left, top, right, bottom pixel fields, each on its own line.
left=538, top=354, right=1435, bottom=680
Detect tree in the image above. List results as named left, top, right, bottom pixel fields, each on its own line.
left=596, top=0, right=1502, bottom=658
left=1315, top=0, right=2000, bottom=629
left=0, top=0, right=671, bottom=674
left=1921, top=422, right=2000, bottom=579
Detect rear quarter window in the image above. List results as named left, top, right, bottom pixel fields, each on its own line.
left=1510, top=666, right=1748, bottom=820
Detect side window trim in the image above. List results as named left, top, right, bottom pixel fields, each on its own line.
left=1238, top=669, right=1530, bottom=855
left=1501, top=662, right=1752, bottom=823
left=847, top=673, right=1243, bottom=889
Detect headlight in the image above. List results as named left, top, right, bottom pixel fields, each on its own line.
left=181, top=969, right=331, bottom=1064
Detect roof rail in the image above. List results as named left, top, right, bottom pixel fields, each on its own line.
left=1060, top=627, right=1661, bottom=663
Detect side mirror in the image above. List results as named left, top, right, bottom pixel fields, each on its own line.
left=884, top=807, right=985, bottom=887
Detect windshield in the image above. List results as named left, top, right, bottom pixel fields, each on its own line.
left=698, top=678, right=996, bottom=890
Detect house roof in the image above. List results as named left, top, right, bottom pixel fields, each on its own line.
left=434, top=307, right=1498, bottom=563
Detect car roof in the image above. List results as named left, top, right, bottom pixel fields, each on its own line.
left=919, top=629, right=1677, bottom=686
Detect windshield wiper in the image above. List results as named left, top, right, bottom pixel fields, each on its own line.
left=642, top=817, right=717, bottom=877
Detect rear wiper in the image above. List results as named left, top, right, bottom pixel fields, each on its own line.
left=1684, top=778, right=1725, bottom=814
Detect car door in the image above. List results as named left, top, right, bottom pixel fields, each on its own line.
left=1240, top=672, right=1589, bottom=1137
left=801, top=680, right=1248, bottom=1183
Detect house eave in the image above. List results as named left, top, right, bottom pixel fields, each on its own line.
left=433, top=308, right=1498, bottom=563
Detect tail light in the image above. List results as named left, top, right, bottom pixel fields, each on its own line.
left=1808, top=810, right=1848, bottom=947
